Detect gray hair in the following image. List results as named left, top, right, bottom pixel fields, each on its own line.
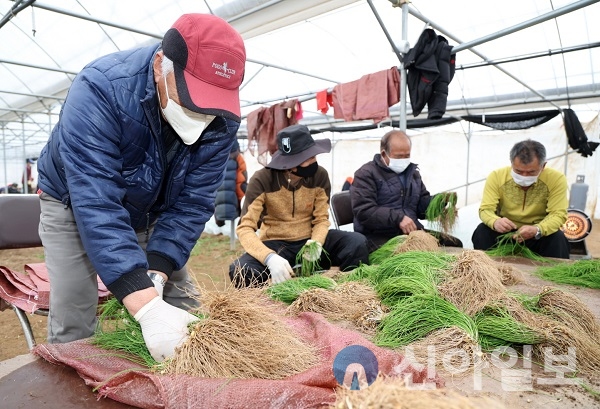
left=509, top=139, right=546, bottom=164
left=161, top=54, right=174, bottom=78
left=380, top=129, right=411, bottom=153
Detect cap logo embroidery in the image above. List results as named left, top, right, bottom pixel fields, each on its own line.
left=282, top=137, right=292, bottom=153
left=212, top=61, right=236, bottom=79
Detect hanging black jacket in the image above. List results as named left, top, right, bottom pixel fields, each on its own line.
left=403, top=29, right=456, bottom=119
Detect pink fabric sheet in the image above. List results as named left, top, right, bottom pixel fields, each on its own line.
left=34, top=312, right=443, bottom=409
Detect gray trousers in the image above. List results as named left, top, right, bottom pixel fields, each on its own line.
left=38, top=192, right=199, bottom=343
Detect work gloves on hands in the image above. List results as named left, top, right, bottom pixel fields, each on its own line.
left=265, top=253, right=293, bottom=284
left=134, top=296, right=198, bottom=362
left=302, top=239, right=323, bottom=262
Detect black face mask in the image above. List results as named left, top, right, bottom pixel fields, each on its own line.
left=292, top=161, right=318, bottom=178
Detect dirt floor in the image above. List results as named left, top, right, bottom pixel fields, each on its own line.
left=1, top=223, right=599, bottom=408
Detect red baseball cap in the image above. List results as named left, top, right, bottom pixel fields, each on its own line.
left=162, top=14, right=246, bottom=122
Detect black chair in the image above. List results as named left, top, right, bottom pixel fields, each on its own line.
left=330, top=191, right=354, bottom=229
left=0, top=194, right=45, bottom=349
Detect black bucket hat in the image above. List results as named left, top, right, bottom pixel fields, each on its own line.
left=267, top=125, right=331, bottom=170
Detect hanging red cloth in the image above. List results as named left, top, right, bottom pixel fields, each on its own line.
left=316, top=89, right=333, bottom=114
left=331, top=67, right=400, bottom=123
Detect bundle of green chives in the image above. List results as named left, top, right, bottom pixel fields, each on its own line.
left=335, top=263, right=379, bottom=284
left=478, top=334, right=510, bottom=352
left=534, top=259, right=600, bottom=289
left=266, top=275, right=337, bottom=304
left=375, top=274, right=438, bottom=306
left=374, top=294, right=478, bottom=348
left=371, top=251, right=454, bottom=286
left=93, top=298, right=204, bottom=367
left=93, top=297, right=157, bottom=367
left=368, top=235, right=407, bottom=265
left=509, top=292, right=543, bottom=313
left=425, top=192, right=458, bottom=233
left=474, top=306, right=545, bottom=350
left=295, top=241, right=329, bottom=277
left=485, top=232, right=549, bottom=262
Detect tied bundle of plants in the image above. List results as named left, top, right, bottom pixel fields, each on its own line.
left=485, top=232, right=548, bottom=262
left=474, top=305, right=545, bottom=351
left=266, top=275, right=337, bottom=304
left=371, top=250, right=454, bottom=287
left=374, top=293, right=478, bottom=348
left=438, top=249, right=506, bottom=316
left=163, top=288, right=319, bottom=379
left=93, top=297, right=204, bottom=368
left=296, top=240, right=329, bottom=277
left=534, top=259, right=600, bottom=289
left=394, top=230, right=440, bottom=253
left=425, top=191, right=458, bottom=233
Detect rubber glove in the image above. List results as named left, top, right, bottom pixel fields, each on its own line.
left=265, top=253, right=293, bottom=284
left=302, top=239, right=323, bottom=262
left=134, top=296, right=198, bottom=362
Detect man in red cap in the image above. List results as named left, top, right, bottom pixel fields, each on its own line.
left=36, top=14, right=245, bottom=362
left=230, top=124, right=370, bottom=287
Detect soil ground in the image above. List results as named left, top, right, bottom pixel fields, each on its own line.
left=1, top=223, right=599, bottom=408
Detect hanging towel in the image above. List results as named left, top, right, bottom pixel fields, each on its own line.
left=331, top=67, right=400, bottom=124
left=247, top=99, right=301, bottom=165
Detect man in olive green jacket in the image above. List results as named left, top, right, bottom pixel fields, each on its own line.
left=472, top=139, right=569, bottom=258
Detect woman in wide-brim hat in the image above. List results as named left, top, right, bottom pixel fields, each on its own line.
left=229, top=124, right=370, bottom=288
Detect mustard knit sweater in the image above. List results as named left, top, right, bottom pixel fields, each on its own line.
left=236, top=166, right=331, bottom=263
left=479, top=166, right=568, bottom=236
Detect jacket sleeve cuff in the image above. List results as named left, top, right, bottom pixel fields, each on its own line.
left=106, top=268, right=153, bottom=303
left=147, top=252, right=175, bottom=277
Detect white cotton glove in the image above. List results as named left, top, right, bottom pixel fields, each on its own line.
left=134, top=296, right=198, bottom=362
left=148, top=272, right=165, bottom=299
left=266, top=253, right=293, bottom=284
left=302, top=239, right=323, bottom=262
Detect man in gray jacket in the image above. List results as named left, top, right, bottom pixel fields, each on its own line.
left=36, top=14, right=245, bottom=362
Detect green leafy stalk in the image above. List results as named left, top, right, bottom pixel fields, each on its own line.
left=93, top=297, right=204, bottom=367
left=425, top=192, right=458, bottom=233
left=475, top=305, right=545, bottom=349
left=295, top=241, right=329, bottom=277
left=485, top=232, right=549, bottom=262
left=266, top=275, right=337, bottom=304
left=534, top=259, right=600, bottom=288
left=369, top=235, right=406, bottom=265
left=374, top=294, right=478, bottom=348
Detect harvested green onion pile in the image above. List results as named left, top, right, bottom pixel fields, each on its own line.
left=534, top=259, right=600, bottom=288
left=425, top=191, right=458, bottom=233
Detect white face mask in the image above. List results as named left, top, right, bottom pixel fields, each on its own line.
left=159, top=76, right=215, bottom=145
left=511, top=169, right=539, bottom=187
left=388, top=157, right=411, bottom=174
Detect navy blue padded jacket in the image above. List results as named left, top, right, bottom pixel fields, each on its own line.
left=37, top=44, right=239, bottom=301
